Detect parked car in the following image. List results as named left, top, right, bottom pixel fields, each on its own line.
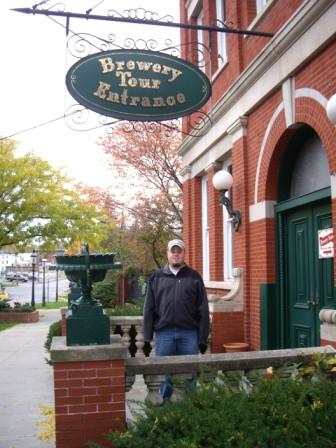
left=5, top=272, right=28, bottom=282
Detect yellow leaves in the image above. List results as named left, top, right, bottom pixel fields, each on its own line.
left=36, top=404, right=55, bottom=442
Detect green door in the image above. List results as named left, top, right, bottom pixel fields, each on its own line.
left=286, top=202, right=334, bottom=347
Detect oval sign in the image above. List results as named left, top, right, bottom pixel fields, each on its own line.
left=66, top=49, right=211, bottom=122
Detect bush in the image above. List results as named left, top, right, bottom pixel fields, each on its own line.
left=0, top=300, right=35, bottom=312
left=92, top=278, right=117, bottom=308
left=91, top=374, right=336, bottom=448
left=105, top=299, right=144, bottom=316
left=44, top=320, right=62, bottom=353
left=0, top=300, right=11, bottom=312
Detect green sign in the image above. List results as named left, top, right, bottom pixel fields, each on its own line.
left=66, top=49, right=211, bottom=121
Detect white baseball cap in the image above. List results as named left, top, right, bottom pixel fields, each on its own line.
left=167, top=239, right=185, bottom=251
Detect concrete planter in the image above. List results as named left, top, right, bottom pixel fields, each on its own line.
left=0, top=310, right=39, bottom=323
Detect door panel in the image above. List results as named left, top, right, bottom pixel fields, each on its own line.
left=287, top=209, right=315, bottom=348
left=286, top=202, right=334, bottom=347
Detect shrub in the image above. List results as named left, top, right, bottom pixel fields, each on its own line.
left=0, top=300, right=35, bottom=312
left=0, top=300, right=11, bottom=312
left=90, top=374, right=336, bottom=448
left=92, top=278, right=117, bottom=308
left=105, top=299, right=144, bottom=316
left=44, top=320, right=62, bottom=353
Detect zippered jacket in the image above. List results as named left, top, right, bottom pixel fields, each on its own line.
left=143, top=264, right=210, bottom=344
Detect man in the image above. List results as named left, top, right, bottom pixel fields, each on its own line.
left=143, top=239, right=210, bottom=356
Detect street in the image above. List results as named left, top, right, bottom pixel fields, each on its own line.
left=1, top=274, right=69, bottom=305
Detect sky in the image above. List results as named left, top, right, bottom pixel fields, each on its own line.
left=0, top=0, right=180, bottom=191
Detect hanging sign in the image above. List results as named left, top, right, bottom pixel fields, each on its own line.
left=66, top=49, right=211, bottom=121
left=318, top=228, right=334, bottom=259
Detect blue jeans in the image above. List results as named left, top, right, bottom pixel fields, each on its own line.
left=155, top=328, right=198, bottom=400
left=155, top=328, right=199, bottom=356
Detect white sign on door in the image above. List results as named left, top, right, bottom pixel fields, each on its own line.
left=318, top=228, right=334, bottom=259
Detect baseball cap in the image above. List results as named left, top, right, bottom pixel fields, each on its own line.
left=167, top=239, right=185, bottom=251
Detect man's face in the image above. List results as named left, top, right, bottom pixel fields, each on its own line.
left=167, top=246, right=185, bottom=268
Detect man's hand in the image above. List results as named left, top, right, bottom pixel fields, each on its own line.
left=199, top=343, right=207, bottom=354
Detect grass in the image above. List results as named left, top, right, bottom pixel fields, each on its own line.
left=35, top=297, right=68, bottom=310
left=0, top=322, right=19, bottom=332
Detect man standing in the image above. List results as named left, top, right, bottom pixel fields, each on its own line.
left=143, top=239, right=210, bottom=356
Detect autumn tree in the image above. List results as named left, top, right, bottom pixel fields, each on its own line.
left=0, top=139, right=109, bottom=251
left=99, top=124, right=183, bottom=237
left=98, top=124, right=183, bottom=270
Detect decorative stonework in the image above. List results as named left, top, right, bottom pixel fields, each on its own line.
left=208, top=268, right=243, bottom=312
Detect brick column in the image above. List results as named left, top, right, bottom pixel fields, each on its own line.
left=51, top=335, right=128, bottom=448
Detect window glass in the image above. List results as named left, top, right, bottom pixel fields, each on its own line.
left=216, top=0, right=227, bottom=66
left=197, top=9, right=205, bottom=71
left=202, top=175, right=210, bottom=280
left=256, top=0, right=269, bottom=14
left=290, top=135, right=330, bottom=198
left=223, top=163, right=233, bottom=279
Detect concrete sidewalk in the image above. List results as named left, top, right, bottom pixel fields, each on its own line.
left=0, top=309, right=60, bottom=448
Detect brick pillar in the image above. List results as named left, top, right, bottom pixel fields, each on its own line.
left=190, top=176, right=203, bottom=273
left=51, top=335, right=128, bottom=448
left=182, top=166, right=192, bottom=265
left=229, top=117, right=251, bottom=345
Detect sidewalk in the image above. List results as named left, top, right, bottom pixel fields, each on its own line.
left=0, top=309, right=60, bottom=448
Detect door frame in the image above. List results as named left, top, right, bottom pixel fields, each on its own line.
left=275, top=187, right=331, bottom=348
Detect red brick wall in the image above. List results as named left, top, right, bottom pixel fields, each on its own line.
left=189, top=176, right=203, bottom=273
left=183, top=177, right=192, bottom=265
left=54, top=359, right=126, bottom=448
left=0, top=311, right=39, bottom=323
left=211, top=311, right=244, bottom=353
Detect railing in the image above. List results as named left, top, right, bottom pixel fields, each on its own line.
left=125, top=346, right=336, bottom=408
left=109, top=316, right=152, bottom=357
left=109, top=315, right=211, bottom=357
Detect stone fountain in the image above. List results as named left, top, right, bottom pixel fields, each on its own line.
left=54, top=244, right=122, bottom=346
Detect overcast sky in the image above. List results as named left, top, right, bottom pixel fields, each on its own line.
left=0, top=0, right=179, bottom=189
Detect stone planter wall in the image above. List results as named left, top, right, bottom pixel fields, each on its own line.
left=0, top=310, right=39, bottom=323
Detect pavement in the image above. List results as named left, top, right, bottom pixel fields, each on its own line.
left=0, top=309, right=61, bottom=448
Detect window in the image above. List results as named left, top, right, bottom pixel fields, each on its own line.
left=215, top=0, right=227, bottom=66
left=223, top=163, right=233, bottom=279
left=256, top=0, right=269, bottom=14
left=196, top=9, right=205, bottom=71
left=202, top=175, right=210, bottom=280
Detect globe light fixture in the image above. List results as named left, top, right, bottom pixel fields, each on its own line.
left=326, top=93, right=336, bottom=125
left=212, top=170, right=242, bottom=231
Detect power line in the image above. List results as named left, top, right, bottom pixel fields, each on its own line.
left=0, top=109, right=81, bottom=141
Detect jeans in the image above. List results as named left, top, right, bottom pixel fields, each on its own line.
left=155, top=328, right=198, bottom=400
left=155, top=327, right=199, bottom=356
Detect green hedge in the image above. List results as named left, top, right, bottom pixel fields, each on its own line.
left=91, top=373, right=336, bottom=448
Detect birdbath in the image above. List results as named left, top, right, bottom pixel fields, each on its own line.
left=54, top=244, right=122, bottom=346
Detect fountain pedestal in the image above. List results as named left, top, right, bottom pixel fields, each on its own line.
left=54, top=244, right=121, bottom=346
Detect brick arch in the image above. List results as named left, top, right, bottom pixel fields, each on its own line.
left=295, top=97, right=336, bottom=172
left=256, top=94, right=336, bottom=203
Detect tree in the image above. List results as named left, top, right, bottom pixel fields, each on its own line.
left=99, top=123, right=183, bottom=237
left=98, top=124, right=183, bottom=270
left=0, top=139, right=109, bottom=251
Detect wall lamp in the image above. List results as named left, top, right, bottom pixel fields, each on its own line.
left=212, top=169, right=242, bottom=232
left=326, top=93, right=336, bottom=125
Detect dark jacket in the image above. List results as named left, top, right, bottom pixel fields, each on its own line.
left=143, top=264, right=210, bottom=344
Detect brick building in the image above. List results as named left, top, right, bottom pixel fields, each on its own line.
left=179, top=0, right=336, bottom=351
